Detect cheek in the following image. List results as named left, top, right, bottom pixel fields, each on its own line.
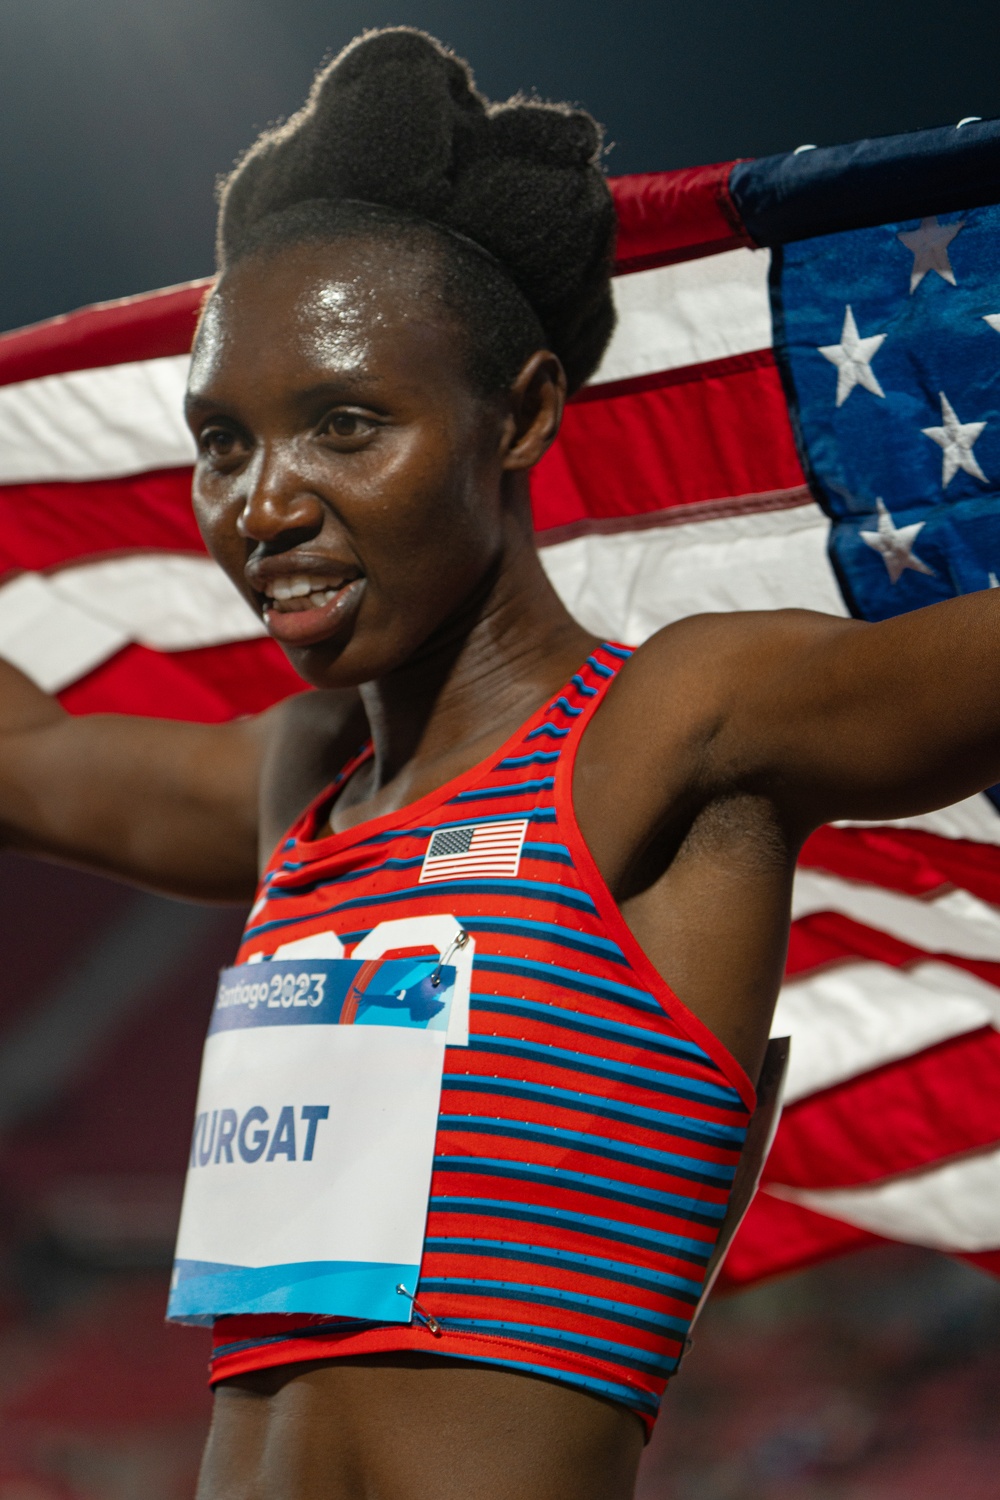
left=191, top=481, right=245, bottom=577
left=360, top=425, right=500, bottom=580
left=358, top=491, right=496, bottom=635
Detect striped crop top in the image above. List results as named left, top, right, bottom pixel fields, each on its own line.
left=208, top=643, right=755, bottom=1434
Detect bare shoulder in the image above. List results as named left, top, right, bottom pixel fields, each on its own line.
left=571, top=607, right=867, bottom=912
left=629, top=606, right=858, bottom=677
left=610, top=607, right=860, bottom=718
left=582, top=608, right=862, bottom=786
left=257, top=687, right=368, bottom=865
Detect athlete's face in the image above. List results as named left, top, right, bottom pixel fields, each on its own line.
left=186, top=238, right=560, bottom=688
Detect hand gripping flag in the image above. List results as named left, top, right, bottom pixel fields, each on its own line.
left=3, top=117, right=1000, bottom=1287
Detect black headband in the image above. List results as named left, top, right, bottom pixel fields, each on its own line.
left=337, top=198, right=540, bottom=321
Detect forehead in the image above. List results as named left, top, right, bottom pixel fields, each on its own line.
left=188, top=238, right=466, bottom=399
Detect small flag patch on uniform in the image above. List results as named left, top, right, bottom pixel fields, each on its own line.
left=419, top=820, right=529, bottom=884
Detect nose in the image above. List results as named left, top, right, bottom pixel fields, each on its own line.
left=236, top=445, right=326, bottom=547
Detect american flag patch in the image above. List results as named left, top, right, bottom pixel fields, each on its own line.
left=419, top=820, right=529, bottom=884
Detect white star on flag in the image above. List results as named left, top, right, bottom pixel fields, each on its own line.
left=983, top=312, right=1000, bottom=335
left=896, top=215, right=963, bottom=293
left=819, top=306, right=887, bottom=407
left=922, top=391, right=988, bottom=487
left=860, top=498, right=935, bottom=584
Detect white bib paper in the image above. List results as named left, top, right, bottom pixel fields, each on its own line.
left=168, top=951, right=455, bottom=1326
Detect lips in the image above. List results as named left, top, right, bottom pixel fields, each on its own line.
left=251, top=567, right=366, bottom=647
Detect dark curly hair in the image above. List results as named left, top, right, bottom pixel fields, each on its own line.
left=215, top=28, right=617, bottom=396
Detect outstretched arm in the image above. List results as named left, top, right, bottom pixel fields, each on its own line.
left=701, top=590, right=1000, bottom=832
left=0, top=660, right=272, bottom=900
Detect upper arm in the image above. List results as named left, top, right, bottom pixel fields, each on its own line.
left=0, top=661, right=277, bottom=900
left=698, top=592, right=1000, bottom=832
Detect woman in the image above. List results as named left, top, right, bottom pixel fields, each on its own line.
left=1, top=27, right=999, bottom=1500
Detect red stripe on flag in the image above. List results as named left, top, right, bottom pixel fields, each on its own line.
left=0, top=468, right=203, bottom=576
left=961, top=1249, right=1000, bottom=1276
left=764, top=1027, right=1000, bottom=1189
left=570, top=351, right=778, bottom=405
left=531, top=352, right=806, bottom=538
left=0, top=282, right=210, bottom=387
left=785, top=909, right=949, bottom=976
left=787, top=909, right=1000, bottom=991
left=0, top=173, right=750, bottom=390
left=802, top=824, right=1000, bottom=908
left=57, top=639, right=305, bottom=722
left=609, top=164, right=751, bottom=273
left=0, top=172, right=750, bottom=390
left=718, top=1191, right=884, bottom=1290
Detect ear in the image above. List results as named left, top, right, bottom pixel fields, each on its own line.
left=499, top=350, right=567, bottom=471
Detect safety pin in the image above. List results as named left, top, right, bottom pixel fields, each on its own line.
left=396, top=1282, right=444, bottom=1335
left=430, top=929, right=469, bottom=988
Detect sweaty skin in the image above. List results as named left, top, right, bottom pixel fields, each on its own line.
left=2, top=237, right=1000, bottom=1499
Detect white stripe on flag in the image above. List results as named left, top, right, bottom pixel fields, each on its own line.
left=772, top=959, right=1000, bottom=1104
left=0, top=251, right=772, bottom=484
left=47, top=554, right=265, bottom=650
left=541, top=500, right=848, bottom=638
left=0, top=556, right=266, bottom=692
left=591, top=247, right=773, bottom=386
left=0, top=354, right=195, bottom=483
left=792, top=868, right=1000, bottom=962
left=0, top=572, right=129, bottom=693
left=766, top=1141, right=1000, bottom=1253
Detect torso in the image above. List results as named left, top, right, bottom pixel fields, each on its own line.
left=201, top=627, right=799, bottom=1500
left=260, top=625, right=800, bottom=1079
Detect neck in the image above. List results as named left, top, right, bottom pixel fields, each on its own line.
left=357, top=528, right=598, bottom=789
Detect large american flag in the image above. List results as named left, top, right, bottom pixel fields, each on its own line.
left=2, top=117, right=999, bottom=1289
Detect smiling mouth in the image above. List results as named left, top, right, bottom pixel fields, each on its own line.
left=256, top=572, right=365, bottom=646
left=262, top=575, right=349, bottom=613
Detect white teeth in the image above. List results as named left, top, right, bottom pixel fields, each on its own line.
left=261, top=575, right=348, bottom=612
left=264, top=575, right=342, bottom=602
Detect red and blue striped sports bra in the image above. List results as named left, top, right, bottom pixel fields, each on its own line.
left=209, top=643, right=755, bottom=1433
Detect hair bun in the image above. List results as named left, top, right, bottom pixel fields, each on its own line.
left=486, top=99, right=603, bottom=170
left=218, top=27, right=616, bottom=392
left=296, top=29, right=489, bottom=217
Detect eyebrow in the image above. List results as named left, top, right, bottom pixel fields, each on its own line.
left=184, top=375, right=388, bottom=418
left=293, top=376, right=388, bottom=401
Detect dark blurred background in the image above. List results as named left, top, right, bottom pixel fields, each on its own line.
left=3, top=0, right=1000, bottom=333
left=2, top=3, right=1000, bottom=1496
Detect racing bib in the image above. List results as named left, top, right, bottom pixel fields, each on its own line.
left=168, top=946, right=456, bottom=1327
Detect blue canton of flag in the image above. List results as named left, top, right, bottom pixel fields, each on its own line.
left=775, top=204, right=1000, bottom=621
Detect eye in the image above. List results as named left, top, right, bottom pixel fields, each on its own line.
left=320, top=409, right=377, bottom=442
left=198, top=425, right=246, bottom=463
